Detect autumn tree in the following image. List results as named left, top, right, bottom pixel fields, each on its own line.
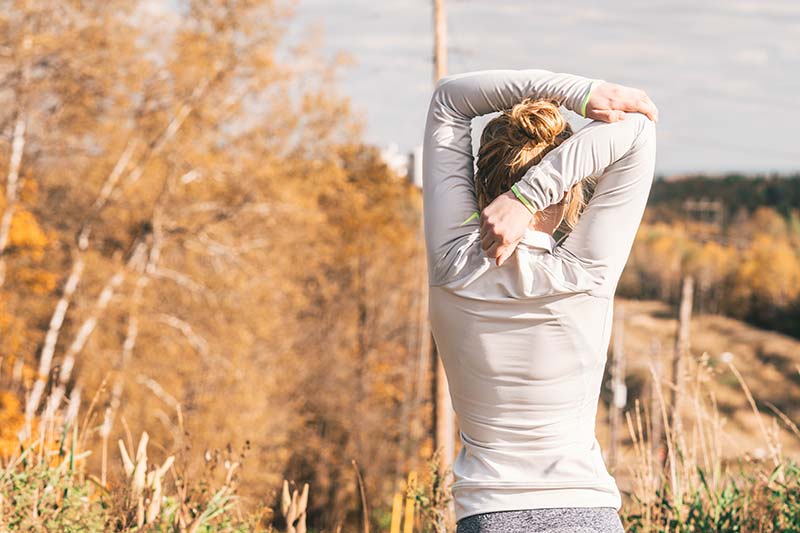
left=1, top=1, right=427, bottom=530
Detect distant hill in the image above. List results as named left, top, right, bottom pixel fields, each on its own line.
left=647, top=174, right=800, bottom=223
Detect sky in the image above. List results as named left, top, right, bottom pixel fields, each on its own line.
left=288, top=0, right=800, bottom=176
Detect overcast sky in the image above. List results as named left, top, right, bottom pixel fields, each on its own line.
left=288, top=0, right=800, bottom=176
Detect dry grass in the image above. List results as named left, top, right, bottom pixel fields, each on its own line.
left=5, top=296, right=800, bottom=531
left=0, top=369, right=295, bottom=532
left=603, top=298, right=800, bottom=532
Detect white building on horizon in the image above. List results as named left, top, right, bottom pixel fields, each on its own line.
left=378, top=143, right=424, bottom=189
left=378, top=143, right=410, bottom=180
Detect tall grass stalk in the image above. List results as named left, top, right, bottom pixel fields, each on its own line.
left=0, top=373, right=298, bottom=531
left=621, top=351, right=800, bottom=532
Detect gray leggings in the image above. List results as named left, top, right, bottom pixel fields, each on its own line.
left=456, top=507, right=625, bottom=533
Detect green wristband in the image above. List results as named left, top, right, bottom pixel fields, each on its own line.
left=581, top=80, right=599, bottom=118
left=510, top=183, right=537, bottom=217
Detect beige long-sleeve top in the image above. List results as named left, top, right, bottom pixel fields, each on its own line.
left=422, top=69, right=657, bottom=522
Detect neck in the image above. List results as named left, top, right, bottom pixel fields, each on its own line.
left=529, top=204, right=564, bottom=235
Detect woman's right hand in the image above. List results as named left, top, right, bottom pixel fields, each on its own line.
left=585, top=82, right=659, bottom=123
left=480, top=190, right=533, bottom=266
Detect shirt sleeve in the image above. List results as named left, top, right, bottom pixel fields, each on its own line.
left=514, top=112, right=657, bottom=296
left=422, top=69, right=602, bottom=285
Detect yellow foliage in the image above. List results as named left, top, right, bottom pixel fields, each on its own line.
left=0, top=390, right=77, bottom=468
left=625, top=213, right=800, bottom=318
left=0, top=390, right=24, bottom=459
left=12, top=266, right=59, bottom=294
left=0, top=302, right=27, bottom=363
left=19, top=177, right=39, bottom=203
left=734, top=234, right=800, bottom=307
left=9, top=208, right=49, bottom=256
left=687, top=240, right=738, bottom=288
left=751, top=206, right=788, bottom=239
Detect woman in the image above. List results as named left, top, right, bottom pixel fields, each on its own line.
left=421, top=69, right=658, bottom=533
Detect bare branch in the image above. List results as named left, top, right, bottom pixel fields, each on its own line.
left=157, top=313, right=234, bottom=370
left=0, top=115, right=26, bottom=287
left=24, top=255, right=85, bottom=423
left=156, top=313, right=210, bottom=356
left=43, top=243, right=148, bottom=419
left=136, top=373, right=180, bottom=409
left=150, top=267, right=209, bottom=296
left=77, top=139, right=138, bottom=250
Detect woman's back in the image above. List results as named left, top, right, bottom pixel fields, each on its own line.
left=421, top=69, right=656, bottom=525
left=429, top=232, right=620, bottom=521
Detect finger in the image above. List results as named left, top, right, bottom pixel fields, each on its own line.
left=496, top=243, right=516, bottom=267
left=480, top=231, right=497, bottom=252
left=637, top=97, right=659, bottom=122
left=495, top=244, right=511, bottom=266
left=621, top=91, right=658, bottom=122
left=485, top=240, right=501, bottom=259
left=647, top=99, right=659, bottom=122
left=498, top=235, right=523, bottom=266
left=592, top=109, right=626, bottom=122
left=619, top=91, right=646, bottom=108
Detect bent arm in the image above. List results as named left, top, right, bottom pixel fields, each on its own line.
left=422, top=69, right=602, bottom=285
left=515, top=113, right=657, bottom=295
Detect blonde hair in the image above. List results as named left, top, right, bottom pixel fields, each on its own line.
left=474, top=97, right=590, bottom=231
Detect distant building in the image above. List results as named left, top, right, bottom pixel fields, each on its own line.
left=378, top=143, right=425, bottom=188
left=378, top=143, right=410, bottom=180
left=407, top=145, right=423, bottom=189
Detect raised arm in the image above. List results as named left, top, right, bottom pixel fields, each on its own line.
left=422, top=69, right=602, bottom=284
left=517, top=112, right=657, bottom=295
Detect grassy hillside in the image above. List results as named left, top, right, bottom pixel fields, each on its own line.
left=595, top=297, right=800, bottom=528
left=606, top=297, right=800, bottom=457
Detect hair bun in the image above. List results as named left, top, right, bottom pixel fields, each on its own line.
left=508, top=98, right=567, bottom=146
left=474, top=97, right=576, bottom=215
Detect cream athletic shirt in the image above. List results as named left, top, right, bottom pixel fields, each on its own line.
left=421, top=69, right=657, bottom=522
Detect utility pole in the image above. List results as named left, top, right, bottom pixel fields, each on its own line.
left=648, top=338, right=664, bottom=472
left=431, top=0, right=456, bottom=480
left=670, top=275, right=694, bottom=440
left=433, top=0, right=447, bottom=81
left=608, top=304, right=626, bottom=470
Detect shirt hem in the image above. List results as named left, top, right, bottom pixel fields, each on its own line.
left=454, top=485, right=622, bottom=523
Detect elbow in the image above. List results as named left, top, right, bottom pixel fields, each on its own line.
left=434, top=73, right=458, bottom=92
left=633, top=113, right=657, bottom=180
left=431, top=77, right=453, bottom=105
left=432, top=73, right=467, bottom=102
left=627, top=112, right=656, bottom=151
left=429, top=76, right=462, bottom=121
left=631, top=111, right=656, bottom=134
left=641, top=112, right=657, bottom=140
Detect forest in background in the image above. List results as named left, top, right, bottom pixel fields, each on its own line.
left=0, top=1, right=430, bottom=529
left=618, top=175, right=800, bottom=338
left=1, top=1, right=800, bottom=531
left=649, top=173, right=800, bottom=221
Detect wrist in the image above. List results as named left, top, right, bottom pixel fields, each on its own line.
left=581, top=80, right=604, bottom=118
left=510, top=184, right=537, bottom=219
